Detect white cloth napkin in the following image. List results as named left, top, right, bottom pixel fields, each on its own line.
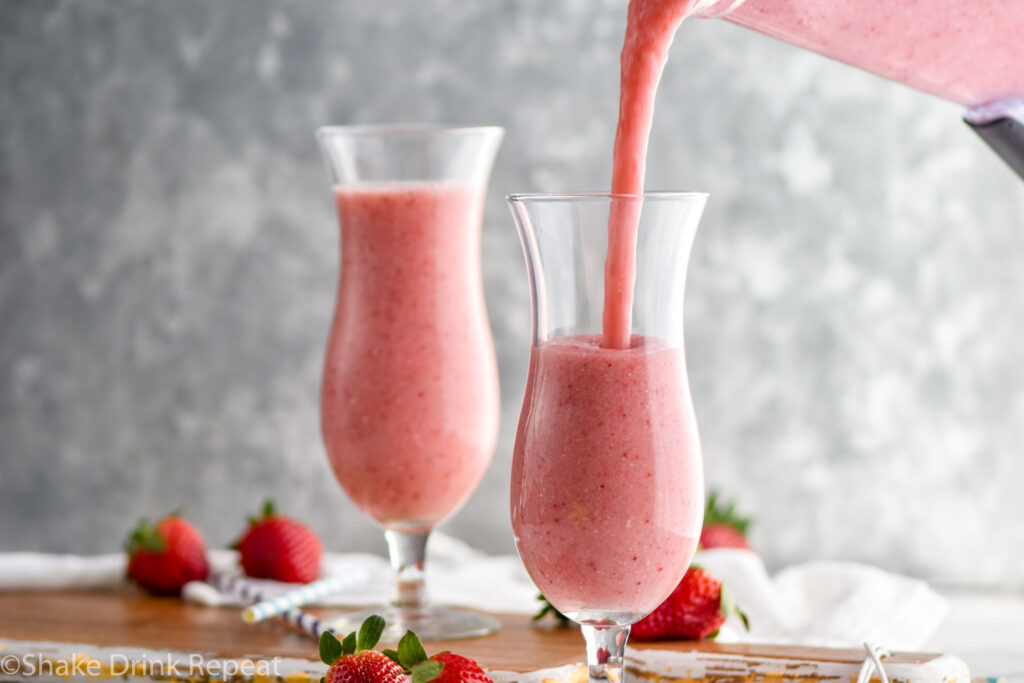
left=0, top=539, right=947, bottom=648
left=697, top=549, right=950, bottom=650
left=0, top=552, right=127, bottom=589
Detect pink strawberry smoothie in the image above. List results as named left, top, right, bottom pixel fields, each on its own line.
left=321, top=182, right=499, bottom=530
left=512, top=335, right=703, bottom=618
left=702, top=0, right=1024, bottom=108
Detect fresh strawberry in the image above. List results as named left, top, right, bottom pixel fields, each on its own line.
left=631, top=567, right=748, bottom=641
left=426, top=654, right=491, bottom=683
left=383, top=627, right=493, bottom=683
left=699, top=491, right=753, bottom=550
left=700, top=524, right=750, bottom=549
left=125, top=514, right=209, bottom=596
left=320, top=616, right=408, bottom=683
left=236, top=499, right=323, bottom=583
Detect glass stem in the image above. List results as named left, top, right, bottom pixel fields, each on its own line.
left=581, top=624, right=630, bottom=683
left=385, top=529, right=429, bottom=609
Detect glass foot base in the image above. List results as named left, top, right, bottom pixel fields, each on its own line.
left=324, top=605, right=501, bottom=643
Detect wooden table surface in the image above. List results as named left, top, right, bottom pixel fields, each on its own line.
left=0, top=589, right=939, bottom=675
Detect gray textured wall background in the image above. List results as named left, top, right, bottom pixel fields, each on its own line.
left=2, top=0, right=1023, bottom=587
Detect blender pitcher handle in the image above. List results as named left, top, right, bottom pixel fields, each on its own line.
left=965, top=98, right=1024, bottom=181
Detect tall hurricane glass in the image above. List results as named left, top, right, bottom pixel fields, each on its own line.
left=508, top=193, right=707, bottom=681
left=317, top=125, right=503, bottom=641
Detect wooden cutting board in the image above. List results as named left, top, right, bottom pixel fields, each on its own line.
left=0, top=590, right=970, bottom=683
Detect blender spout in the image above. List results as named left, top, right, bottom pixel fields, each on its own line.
left=965, top=98, right=1024, bottom=181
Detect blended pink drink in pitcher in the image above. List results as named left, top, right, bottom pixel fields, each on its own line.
left=322, top=182, right=499, bottom=530
left=512, top=335, right=702, bottom=618
left=696, top=0, right=1024, bottom=108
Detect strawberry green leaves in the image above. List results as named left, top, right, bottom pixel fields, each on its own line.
left=320, top=631, right=344, bottom=666
left=320, top=614, right=387, bottom=666
left=532, top=593, right=570, bottom=623
left=385, top=630, right=444, bottom=683
left=124, top=519, right=166, bottom=554
left=342, top=632, right=358, bottom=656
left=411, top=660, right=444, bottom=683
left=397, top=629, right=427, bottom=667
left=719, top=583, right=750, bottom=631
left=358, top=615, right=387, bottom=651
left=703, top=490, right=751, bottom=534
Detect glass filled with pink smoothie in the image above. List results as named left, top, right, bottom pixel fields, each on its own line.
left=508, top=192, right=708, bottom=677
left=316, top=125, right=503, bottom=641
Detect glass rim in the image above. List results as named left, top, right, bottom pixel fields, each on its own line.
left=507, top=191, right=709, bottom=203
left=316, top=123, right=504, bottom=139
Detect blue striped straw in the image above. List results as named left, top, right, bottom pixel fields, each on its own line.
left=210, top=573, right=329, bottom=638
left=276, top=605, right=333, bottom=638
left=234, top=571, right=369, bottom=623
left=208, top=570, right=367, bottom=638
left=211, top=573, right=266, bottom=602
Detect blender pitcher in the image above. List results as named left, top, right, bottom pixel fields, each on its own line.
left=690, top=0, right=1024, bottom=179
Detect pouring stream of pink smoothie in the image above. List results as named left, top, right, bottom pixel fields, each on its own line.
left=604, top=0, right=690, bottom=349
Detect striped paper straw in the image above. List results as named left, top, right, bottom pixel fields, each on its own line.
left=210, top=572, right=267, bottom=603
left=239, top=570, right=370, bottom=623
left=276, top=606, right=332, bottom=638
left=208, top=573, right=331, bottom=638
